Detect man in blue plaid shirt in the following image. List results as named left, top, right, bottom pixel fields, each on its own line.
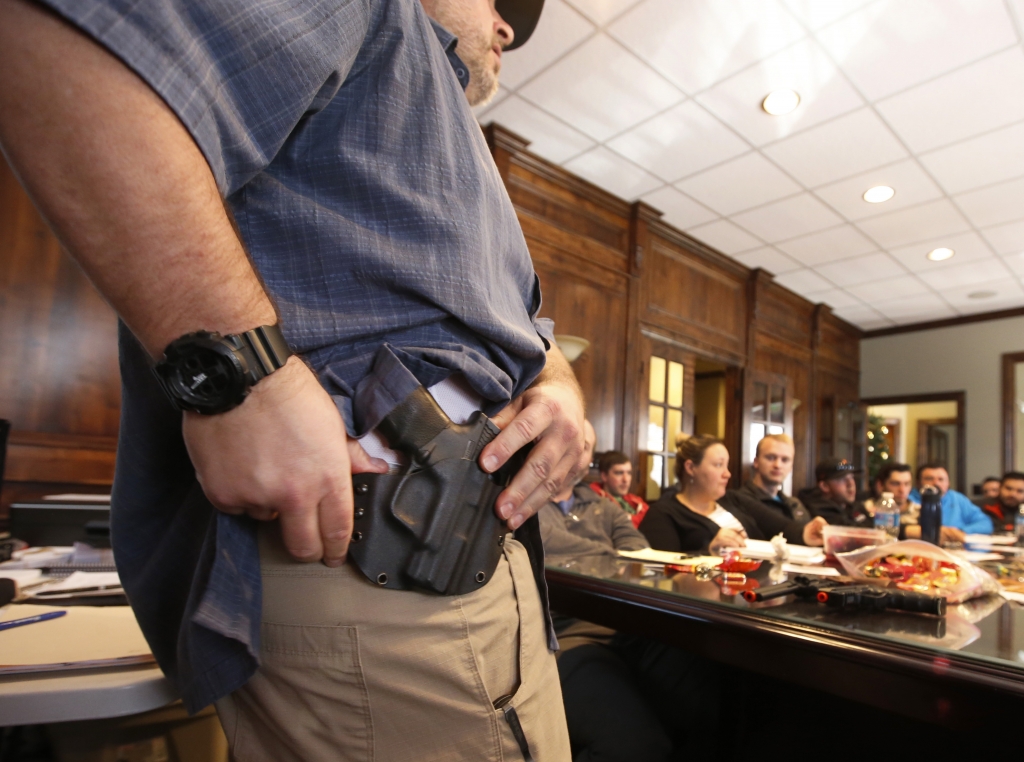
left=0, top=0, right=584, bottom=758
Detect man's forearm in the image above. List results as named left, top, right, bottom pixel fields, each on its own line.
left=0, top=0, right=274, bottom=357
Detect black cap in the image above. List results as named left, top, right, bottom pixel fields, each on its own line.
left=496, top=0, right=545, bottom=51
left=815, top=457, right=862, bottom=482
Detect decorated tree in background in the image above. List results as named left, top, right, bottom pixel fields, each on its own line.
left=866, top=414, right=892, bottom=487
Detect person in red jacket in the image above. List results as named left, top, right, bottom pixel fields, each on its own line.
left=590, top=450, right=649, bottom=528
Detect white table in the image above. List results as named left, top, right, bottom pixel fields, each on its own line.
left=0, top=662, right=177, bottom=726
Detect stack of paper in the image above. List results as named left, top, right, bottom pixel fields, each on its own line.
left=740, top=539, right=826, bottom=565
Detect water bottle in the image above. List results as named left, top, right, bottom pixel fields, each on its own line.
left=874, top=491, right=900, bottom=541
left=920, top=486, right=942, bottom=545
left=1015, top=506, right=1024, bottom=545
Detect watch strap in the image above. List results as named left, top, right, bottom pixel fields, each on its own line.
left=230, top=324, right=292, bottom=383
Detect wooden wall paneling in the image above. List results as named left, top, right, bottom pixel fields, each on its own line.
left=1, top=158, right=120, bottom=520
left=640, top=224, right=748, bottom=366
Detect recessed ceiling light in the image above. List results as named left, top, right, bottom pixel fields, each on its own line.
left=968, top=290, right=997, bottom=300
left=926, top=247, right=955, bottom=262
left=863, top=185, right=895, bottom=203
left=762, top=89, right=801, bottom=116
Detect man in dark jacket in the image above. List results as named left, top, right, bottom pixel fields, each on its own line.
left=981, top=471, right=1024, bottom=533
left=722, top=433, right=810, bottom=525
left=798, top=458, right=873, bottom=527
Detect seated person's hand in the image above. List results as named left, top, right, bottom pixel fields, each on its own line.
left=801, top=516, right=828, bottom=546
left=709, top=527, right=747, bottom=554
left=940, top=526, right=966, bottom=544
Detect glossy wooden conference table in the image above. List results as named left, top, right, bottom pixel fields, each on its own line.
left=545, top=557, right=1024, bottom=729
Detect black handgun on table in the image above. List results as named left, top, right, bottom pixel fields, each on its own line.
left=743, top=575, right=946, bottom=617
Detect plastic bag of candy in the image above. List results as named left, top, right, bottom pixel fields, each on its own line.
left=835, top=540, right=1000, bottom=603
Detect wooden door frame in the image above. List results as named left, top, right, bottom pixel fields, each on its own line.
left=862, top=392, right=966, bottom=494
left=1001, top=352, right=1024, bottom=473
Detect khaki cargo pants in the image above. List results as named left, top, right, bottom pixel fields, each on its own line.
left=215, top=525, right=570, bottom=761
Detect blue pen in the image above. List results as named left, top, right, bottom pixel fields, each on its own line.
left=0, top=611, right=67, bottom=632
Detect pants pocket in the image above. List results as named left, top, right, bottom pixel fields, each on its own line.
left=230, top=622, right=373, bottom=762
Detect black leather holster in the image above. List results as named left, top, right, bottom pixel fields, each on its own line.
left=347, top=386, right=530, bottom=596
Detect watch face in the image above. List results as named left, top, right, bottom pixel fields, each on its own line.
left=160, top=335, right=248, bottom=414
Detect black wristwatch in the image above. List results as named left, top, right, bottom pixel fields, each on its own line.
left=153, top=324, right=293, bottom=414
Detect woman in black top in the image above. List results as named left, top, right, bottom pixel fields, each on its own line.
left=640, top=435, right=825, bottom=553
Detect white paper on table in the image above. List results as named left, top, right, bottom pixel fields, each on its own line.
left=0, top=569, right=44, bottom=594
left=42, top=493, right=111, bottom=503
left=964, top=534, right=1017, bottom=545
left=32, top=571, right=121, bottom=597
left=781, top=563, right=840, bottom=577
left=2, top=547, right=75, bottom=569
left=617, top=548, right=722, bottom=566
left=952, top=550, right=1003, bottom=563
left=740, top=539, right=826, bottom=565
left=1000, top=590, right=1024, bottom=604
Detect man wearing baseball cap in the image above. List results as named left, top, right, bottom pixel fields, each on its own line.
left=0, top=0, right=581, bottom=758
left=798, top=458, right=873, bottom=527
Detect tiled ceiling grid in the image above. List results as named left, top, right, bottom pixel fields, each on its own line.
left=475, top=0, right=1024, bottom=330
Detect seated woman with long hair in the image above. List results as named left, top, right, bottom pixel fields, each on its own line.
left=641, top=434, right=825, bottom=554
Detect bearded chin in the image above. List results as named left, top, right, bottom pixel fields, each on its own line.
left=466, top=59, right=500, bottom=108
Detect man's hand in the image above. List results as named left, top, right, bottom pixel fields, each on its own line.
left=479, top=346, right=587, bottom=530
left=801, top=516, right=828, bottom=546
left=940, top=525, right=966, bottom=544
left=183, top=358, right=388, bottom=565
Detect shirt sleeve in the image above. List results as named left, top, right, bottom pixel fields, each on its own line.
left=952, top=492, right=994, bottom=534
left=38, top=0, right=371, bottom=195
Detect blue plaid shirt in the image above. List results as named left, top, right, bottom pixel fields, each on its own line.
left=42, top=0, right=553, bottom=712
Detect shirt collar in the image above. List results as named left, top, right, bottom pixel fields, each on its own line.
left=556, top=493, right=576, bottom=515
left=429, top=19, right=471, bottom=91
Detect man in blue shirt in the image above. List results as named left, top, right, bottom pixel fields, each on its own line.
left=910, top=463, right=993, bottom=535
left=0, top=0, right=583, bottom=758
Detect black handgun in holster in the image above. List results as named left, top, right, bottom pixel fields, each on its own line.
left=347, top=386, right=530, bottom=596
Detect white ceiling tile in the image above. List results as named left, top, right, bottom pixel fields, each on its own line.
left=813, top=159, right=944, bottom=221
left=1000, top=251, right=1024, bottom=276
left=982, top=220, right=1024, bottom=255
left=773, top=268, right=835, bottom=294
left=730, top=246, right=803, bottom=275
left=919, top=121, right=1024, bottom=195
left=781, top=0, right=877, bottom=30
left=816, top=0, right=1017, bottom=101
left=498, top=0, right=595, bottom=89
left=870, top=293, right=957, bottom=321
left=675, top=152, right=801, bottom=216
left=763, top=108, right=908, bottom=187
left=887, top=231, right=995, bottom=273
left=876, top=48, right=1024, bottom=154
left=856, top=198, right=971, bottom=249
left=800, top=288, right=865, bottom=310
left=916, top=256, right=1012, bottom=290
left=563, top=0, right=643, bottom=26
left=640, top=186, right=719, bottom=229
left=696, top=39, right=864, bottom=146
left=732, top=193, right=843, bottom=243
left=480, top=96, right=595, bottom=163
left=518, top=33, right=682, bottom=142
left=830, top=303, right=893, bottom=329
left=473, top=86, right=511, bottom=119
left=605, top=101, right=749, bottom=183
left=846, top=274, right=931, bottom=301
left=937, top=277, right=1024, bottom=314
left=687, top=219, right=763, bottom=255
left=563, top=146, right=663, bottom=200
left=608, top=0, right=807, bottom=94
left=814, top=251, right=908, bottom=288
left=776, top=224, right=877, bottom=266
left=955, top=176, right=1024, bottom=229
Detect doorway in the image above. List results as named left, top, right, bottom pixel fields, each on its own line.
left=863, top=392, right=965, bottom=493
left=694, top=359, right=727, bottom=438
